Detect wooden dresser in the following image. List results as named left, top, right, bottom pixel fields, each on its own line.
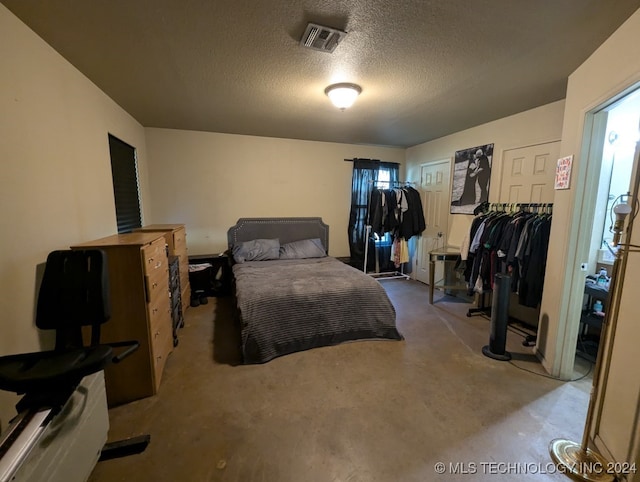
left=135, top=224, right=191, bottom=313
left=71, top=232, right=173, bottom=406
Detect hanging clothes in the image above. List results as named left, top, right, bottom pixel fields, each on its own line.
left=462, top=204, right=552, bottom=308
left=400, top=186, right=427, bottom=240
left=366, top=183, right=426, bottom=271
left=367, top=185, right=426, bottom=241
left=391, top=238, right=410, bottom=268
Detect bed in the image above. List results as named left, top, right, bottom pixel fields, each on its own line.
left=227, top=217, right=402, bottom=364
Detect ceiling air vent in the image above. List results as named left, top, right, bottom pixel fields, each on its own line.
left=300, top=23, right=347, bottom=53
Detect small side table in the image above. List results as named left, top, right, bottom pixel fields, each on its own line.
left=429, top=248, right=465, bottom=304
left=188, top=253, right=232, bottom=297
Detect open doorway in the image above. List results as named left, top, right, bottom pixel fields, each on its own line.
left=589, top=90, right=639, bottom=266
left=569, top=87, right=640, bottom=368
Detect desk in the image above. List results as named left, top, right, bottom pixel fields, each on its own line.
left=429, top=248, right=465, bottom=304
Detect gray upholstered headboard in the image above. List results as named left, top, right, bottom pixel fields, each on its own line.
left=227, top=217, right=329, bottom=253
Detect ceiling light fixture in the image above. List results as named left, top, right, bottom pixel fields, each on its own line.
left=325, top=83, right=362, bottom=110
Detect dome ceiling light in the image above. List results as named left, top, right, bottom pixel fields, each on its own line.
left=324, top=83, right=362, bottom=110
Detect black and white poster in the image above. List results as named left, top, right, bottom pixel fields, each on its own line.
left=450, top=143, right=493, bottom=214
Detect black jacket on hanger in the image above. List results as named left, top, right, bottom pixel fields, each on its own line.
left=400, top=187, right=426, bottom=240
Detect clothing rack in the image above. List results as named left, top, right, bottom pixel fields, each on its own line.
left=466, top=202, right=553, bottom=319
left=363, top=180, right=416, bottom=280
left=373, top=180, right=417, bottom=185
left=477, top=202, right=553, bottom=214
left=467, top=291, right=491, bottom=317
left=364, top=224, right=411, bottom=280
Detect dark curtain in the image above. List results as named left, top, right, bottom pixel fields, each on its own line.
left=348, top=159, right=399, bottom=272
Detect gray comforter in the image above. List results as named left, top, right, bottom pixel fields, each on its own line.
left=232, top=257, right=401, bottom=363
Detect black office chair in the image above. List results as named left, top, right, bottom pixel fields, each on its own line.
left=0, top=249, right=148, bottom=461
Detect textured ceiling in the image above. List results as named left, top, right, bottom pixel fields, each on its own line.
left=4, top=0, right=640, bottom=147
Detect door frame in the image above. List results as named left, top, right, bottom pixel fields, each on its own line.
left=550, top=81, right=640, bottom=380
left=552, top=111, right=608, bottom=379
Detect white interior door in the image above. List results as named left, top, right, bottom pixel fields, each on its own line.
left=499, top=141, right=560, bottom=326
left=500, top=141, right=560, bottom=203
left=415, top=160, right=451, bottom=284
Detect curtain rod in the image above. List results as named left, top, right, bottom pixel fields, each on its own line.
left=344, top=158, right=400, bottom=165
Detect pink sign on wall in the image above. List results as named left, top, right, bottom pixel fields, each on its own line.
left=554, top=155, right=573, bottom=190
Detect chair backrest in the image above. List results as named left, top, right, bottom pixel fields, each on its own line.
left=36, top=250, right=111, bottom=350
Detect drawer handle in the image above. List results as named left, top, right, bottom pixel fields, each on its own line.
left=152, top=282, right=158, bottom=289
left=155, top=331, right=160, bottom=338
left=155, top=262, right=162, bottom=269
left=148, top=257, right=153, bottom=263
left=152, top=308, right=158, bottom=314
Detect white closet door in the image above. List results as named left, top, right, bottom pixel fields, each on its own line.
left=499, top=141, right=560, bottom=325
left=415, top=159, right=450, bottom=285
left=500, top=141, right=560, bottom=203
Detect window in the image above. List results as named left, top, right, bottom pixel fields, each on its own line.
left=376, top=168, right=390, bottom=189
left=374, top=168, right=392, bottom=245
left=108, top=134, right=142, bottom=233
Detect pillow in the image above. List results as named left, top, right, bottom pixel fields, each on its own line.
left=232, top=238, right=280, bottom=263
left=279, top=238, right=326, bottom=259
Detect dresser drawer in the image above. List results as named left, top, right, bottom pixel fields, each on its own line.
left=142, top=238, right=167, bottom=275
left=144, top=269, right=169, bottom=303
left=177, top=253, right=189, bottom=277
left=172, top=228, right=187, bottom=253
left=180, top=270, right=189, bottom=288
left=148, top=288, right=171, bottom=327
left=148, top=293, right=172, bottom=385
left=150, top=317, right=173, bottom=390
left=149, top=319, right=171, bottom=359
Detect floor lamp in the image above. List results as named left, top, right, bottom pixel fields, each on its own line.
left=549, top=195, right=635, bottom=482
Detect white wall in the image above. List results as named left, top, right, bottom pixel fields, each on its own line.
left=0, top=5, right=150, bottom=427
left=405, top=100, right=565, bottom=248
left=144, top=128, right=405, bottom=257
left=539, top=7, right=640, bottom=471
